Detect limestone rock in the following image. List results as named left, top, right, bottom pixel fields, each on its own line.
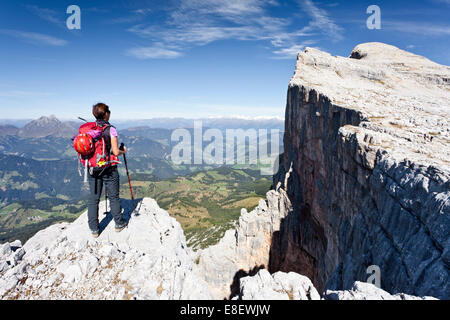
left=324, top=281, right=438, bottom=300
left=237, top=270, right=436, bottom=300
left=271, top=42, right=449, bottom=299
left=0, top=198, right=211, bottom=300
left=239, top=269, right=320, bottom=300
left=193, top=189, right=292, bottom=299
left=290, top=42, right=450, bottom=170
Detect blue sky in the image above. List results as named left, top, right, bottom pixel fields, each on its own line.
left=0, top=0, right=449, bottom=120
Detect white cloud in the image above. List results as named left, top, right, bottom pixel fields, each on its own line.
left=384, top=21, right=450, bottom=36
left=175, top=0, right=276, bottom=20
left=126, top=46, right=183, bottom=59
left=25, top=5, right=63, bottom=27
left=298, top=0, right=343, bottom=41
left=128, top=23, right=266, bottom=46
left=0, top=29, right=68, bottom=46
left=105, top=8, right=153, bottom=24
left=128, top=0, right=290, bottom=46
left=126, top=0, right=341, bottom=59
left=272, top=41, right=318, bottom=59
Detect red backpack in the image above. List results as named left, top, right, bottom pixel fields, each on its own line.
left=73, top=122, right=120, bottom=182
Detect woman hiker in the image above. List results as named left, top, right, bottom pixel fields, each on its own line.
left=87, top=103, right=128, bottom=238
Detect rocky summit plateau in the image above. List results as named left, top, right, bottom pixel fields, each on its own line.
left=1, top=42, right=449, bottom=300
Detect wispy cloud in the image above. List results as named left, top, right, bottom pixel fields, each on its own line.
left=126, top=0, right=339, bottom=59
left=128, top=0, right=290, bottom=45
left=128, top=23, right=271, bottom=46
left=84, top=7, right=111, bottom=13
left=298, top=0, right=343, bottom=41
left=272, top=40, right=318, bottom=59
left=105, top=8, right=153, bottom=24
left=25, top=5, right=64, bottom=27
left=0, top=29, right=68, bottom=46
left=126, top=45, right=183, bottom=59
left=384, top=20, right=450, bottom=36
left=123, top=0, right=344, bottom=60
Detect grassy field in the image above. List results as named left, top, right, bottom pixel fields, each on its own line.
left=120, top=166, right=271, bottom=249
left=0, top=199, right=87, bottom=244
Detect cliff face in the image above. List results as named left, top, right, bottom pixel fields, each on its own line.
left=270, top=43, right=449, bottom=298
left=193, top=190, right=292, bottom=299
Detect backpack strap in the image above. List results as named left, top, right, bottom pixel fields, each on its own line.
left=101, top=124, right=113, bottom=155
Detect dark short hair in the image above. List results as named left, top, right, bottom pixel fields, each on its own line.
left=92, top=103, right=110, bottom=120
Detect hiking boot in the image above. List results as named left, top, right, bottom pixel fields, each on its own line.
left=115, top=221, right=128, bottom=233
left=91, top=231, right=99, bottom=238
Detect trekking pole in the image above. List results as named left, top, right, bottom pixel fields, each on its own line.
left=104, top=186, right=108, bottom=215
left=120, top=143, right=134, bottom=204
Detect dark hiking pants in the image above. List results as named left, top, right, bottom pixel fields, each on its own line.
left=87, top=166, right=125, bottom=232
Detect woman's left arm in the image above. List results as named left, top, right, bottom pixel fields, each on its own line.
left=111, top=136, right=126, bottom=156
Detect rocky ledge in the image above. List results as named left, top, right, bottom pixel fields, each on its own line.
left=0, top=199, right=210, bottom=299
left=239, top=269, right=436, bottom=300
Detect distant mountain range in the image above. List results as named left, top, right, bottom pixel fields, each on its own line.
left=0, top=115, right=284, bottom=135
left=112, top=117, right=284, bottom=131
left=0, top=119, right=32, bottom=128
left=0, top=125, right=19, bottom=136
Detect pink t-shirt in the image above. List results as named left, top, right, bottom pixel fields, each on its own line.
left=110, top=127, right=118, bottom=138
left=85, top=126, right=117, bottom=139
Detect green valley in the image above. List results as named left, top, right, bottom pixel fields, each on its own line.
left=0, top=198, right=87, bottom=244
left=120, top=166, right=272, bottom=249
